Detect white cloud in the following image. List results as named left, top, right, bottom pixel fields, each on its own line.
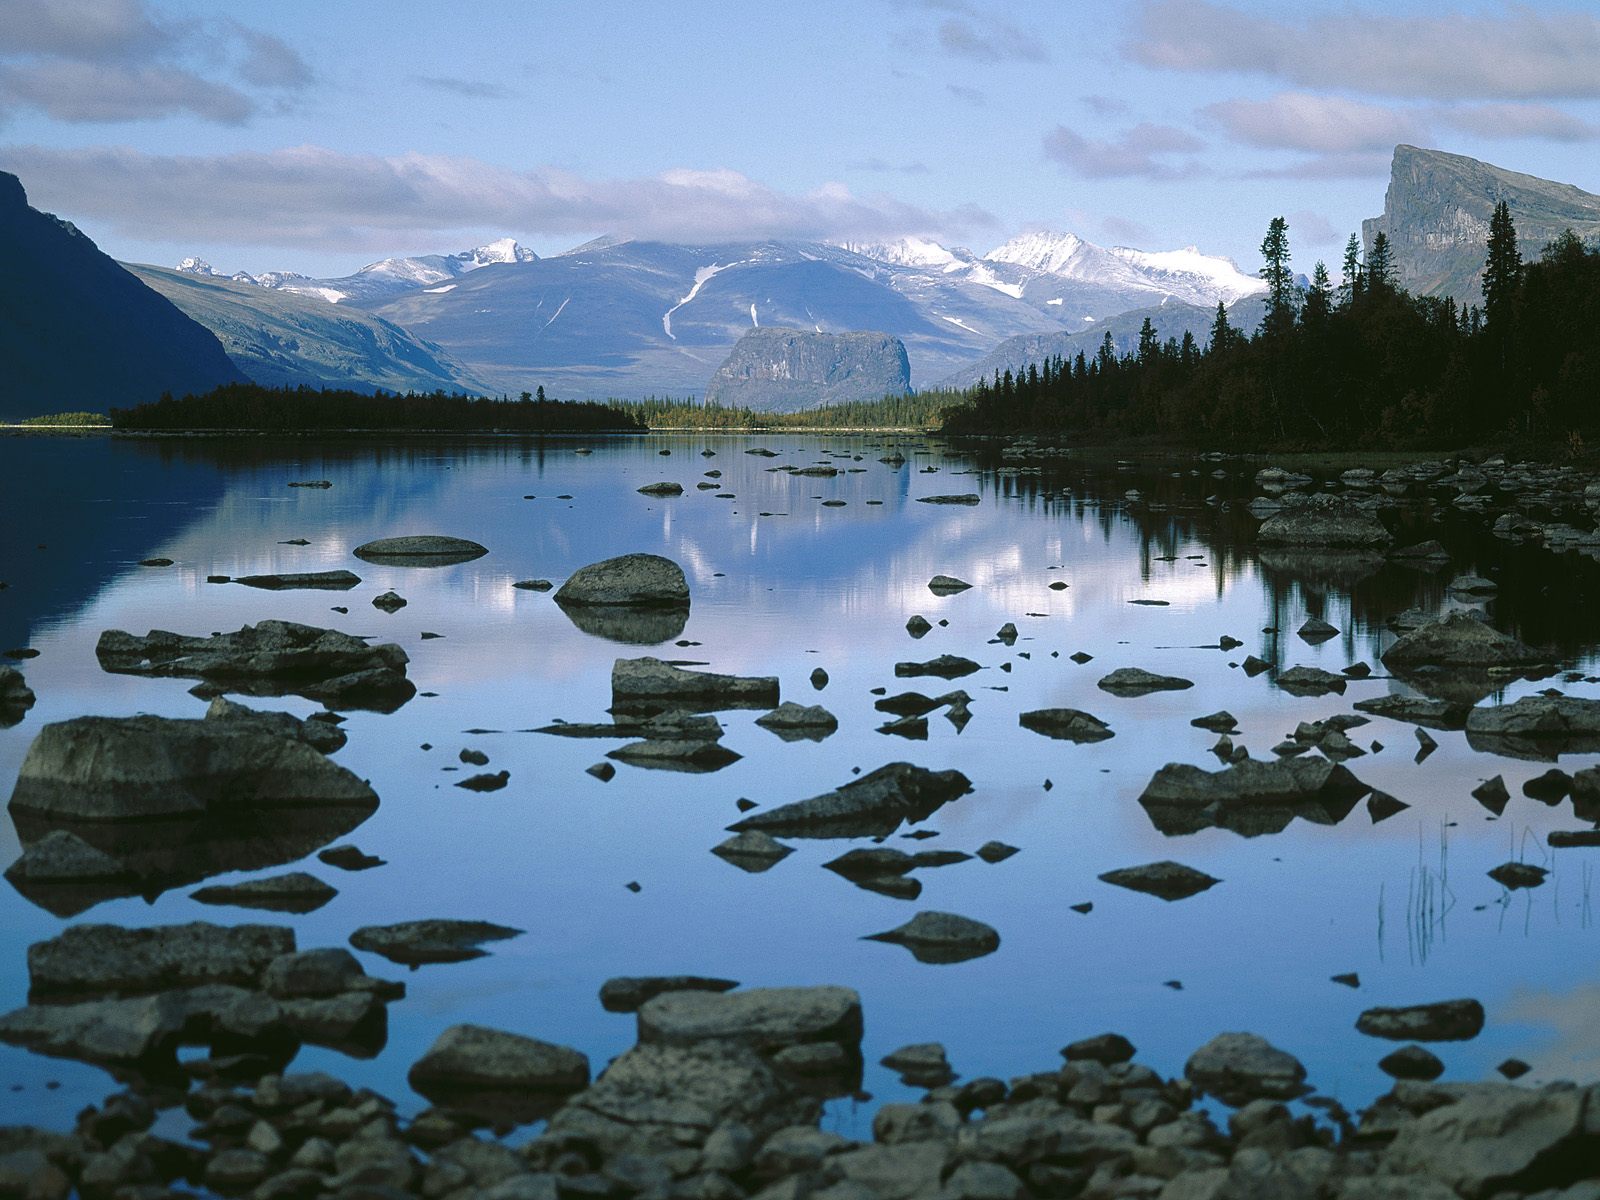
left=1043, top=123, right=1205, bottom=180
left=1128, top=0, right=1600, bottom=100
left=0, top=0, right=312, bottom=125
left=1203, top=93, right=1429, bottom=155
left=0, top=143, right=995, bottom=251
left=1439, top=102, right=1600, bottom=143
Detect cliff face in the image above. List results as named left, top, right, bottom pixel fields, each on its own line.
left=704, top=328, right=911, bottom=412
left=0, top=172, right=244, bottom=419
left=1363, top=145, right=1600, bottom=305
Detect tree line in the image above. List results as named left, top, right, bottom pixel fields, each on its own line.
left=615, top=392, right=951, bottom=430
left=111, top=384, right=647, bottom=433
left=941, top=206, right=1600, bottom=450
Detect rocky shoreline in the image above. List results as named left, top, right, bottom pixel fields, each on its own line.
left=3, top=972, right=1597, bottom=1200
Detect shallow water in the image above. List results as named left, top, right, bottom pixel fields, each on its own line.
left=2, top=431, right=1598, bottom=1136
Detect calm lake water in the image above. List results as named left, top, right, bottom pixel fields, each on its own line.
left=2, top=431, right=1598, bottom=1136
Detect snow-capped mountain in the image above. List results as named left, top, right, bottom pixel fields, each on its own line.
left=159, top=229, right=1267, bottom=402
left=177, top=239, right=539, bottom=305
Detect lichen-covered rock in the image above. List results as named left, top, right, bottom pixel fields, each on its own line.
left=612, top=657, right=779, bottom=710
left=637, top=986, right=862, bottom=1052
left=1185, top=1033, right=1308, bottom=1103
left=1382, top=612, right=1543, bottom=669
left=727, top=762, right=971, bottom=839
left=554, top=554, right=689, bottom=607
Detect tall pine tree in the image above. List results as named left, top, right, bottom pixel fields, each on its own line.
left=1258, top=216, right=1294, bottom=334
left=1482, top=200, right=1521, bottom=328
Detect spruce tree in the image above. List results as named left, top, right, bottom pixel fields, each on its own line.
left=1367, top=232, right=1395, bottom=294
left=1208, top=301, right=1234, bottom=353
left=1482, top=200, right=1521, bottom=327
left=1137, top=317, right=1158, bottom=364
left=1302, top=261, right=1331, bottom=326
left=1258, top=216, right=1293, bottom=332
left=1339, top=233, right=1364, bottom=306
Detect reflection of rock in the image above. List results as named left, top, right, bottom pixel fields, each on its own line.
left=755, top=702, right=839, bottom=741
left=612, top=656, right=779, bottom=712
left=711, top=831, right=794, bottom=873
left=6, top=705, right=375, bottom=916
left=1276, top=666, right=1348, bottom=697
left=1464, top=696, right=1600, bottom=761
left=728, top=762, right=972, bottom=839
left=1098, top=668, right=1193, bottom=696
left=1137, top=756, right=1368, bottom=837
left=558, top=602, right=689, bottom=645
left=1256, top=549, right=1384, bottom=590
left=599, top=976, right=739, bottom=1013
left=0, top=665, right=35, bottom=728
left=607, top=739, right=741, bottom=773
left=865, top=911, right=999, bottom=965
left=351, top=536, right=487, bottom=567
left=96, top=620, right=415, bottom=711
left=190, top=872, right=338, bottom=913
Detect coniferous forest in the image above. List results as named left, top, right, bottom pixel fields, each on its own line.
left=111, top=384, right=647, bottom=433
left=942, top=207, right=1600, bottom=450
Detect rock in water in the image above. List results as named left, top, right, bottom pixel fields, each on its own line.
left=1465, top=695, right=1600, bottom=759
left=1097, top=668, right=1193, bottom=696
left=7, top=714, right=376, bottom=821
left=1018, top=708, right=1114, bottom=743
left=190, top=872, right=338, bottom=913
left=1382, top=611, right=1543, bottom=668
left=636, top=481, right=683, bottom=497
left=754, top=702, right=839, bottom=741
left=348, top=919, right=522, bottom=966
left=704, top=329, right=911, bottom=412
left=916, top=494, right=980, bottom=506
left=864, top=911, right=1000, bottom=964
left=26, top=922, right=295, bottom=997
left=351, top=536, right=487, bottom=566
left=612, top=657, right=779, bottom=710
left=1256, top=496, right=1393, bottom=548
left=1356, top=999, right=1485, bottom=1042
left=927, top=575, right=971, bottom=595
left=554, top=554, right=690, bottom=607
left=637, top=985, right=863, bottom=1051
left=1098, top=861, right=1220, bottom=901
left=234, top=570, right=361, bottom=591
left=409, top=1024, right=590, bottom=1123
left=711, top=831, right=794, bottom=872
left=599, top=975, right=740, bottom=1013
left=95, top=620, right=414, bottom=711
left=1185, top=1033, right=1307, bottom=1103
left=728, top=762, right=972, bottom=839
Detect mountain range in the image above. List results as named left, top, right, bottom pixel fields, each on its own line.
left=151, top=231, right=1265, bottom=400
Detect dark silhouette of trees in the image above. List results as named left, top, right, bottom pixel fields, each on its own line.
left=942, top=210, right=1600, bottom=451
left=1258, top=215, right=1294, bottom=336
left=111, top=384, right=646, bottom=432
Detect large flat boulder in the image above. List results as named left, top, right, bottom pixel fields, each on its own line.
left=96, top=620, right=414, bottom=710
left=727, top=762, right=972, bottom=839
left=7, top=714, right=376, bottom=822
left=1257, top=498, right=1393, bottom=548
left=1382, top=612, right=1543, bottom=669
left=1357, top=999, right=1485, bottom=1042
left=234, top=570, right=361, bottom=591
left=612, top=657, right=779, bottom=711
left=352, top=536, right=487, bottom=566
left=1185, top=1033, right=1308, bottom=1104
left=1464, top=695, right=1600, bottom=760
left=26, top=921, right=295, bottom=998
left=637, top=986, right=862, bottom=1052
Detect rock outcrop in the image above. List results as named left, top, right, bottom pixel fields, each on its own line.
left=704, top=329, right=911, bottom=413
left=1363, top=145, right=1600, bottom=305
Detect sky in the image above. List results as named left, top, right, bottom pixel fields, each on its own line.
left=1, top=0, right=1598, bottom=278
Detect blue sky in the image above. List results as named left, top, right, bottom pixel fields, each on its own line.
left=2, top=0, right=1598, bottom=277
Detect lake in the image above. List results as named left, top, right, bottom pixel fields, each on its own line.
left=2, top=431, right=1597, bottom=1138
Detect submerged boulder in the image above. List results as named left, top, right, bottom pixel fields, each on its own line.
left=728, top=762, right=972, bottom=839
left=349, top=919, right=522, bottom=966
left=7, top=712, right=376, bottom=823
left=409, top=1024, right=590, bottom=1123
